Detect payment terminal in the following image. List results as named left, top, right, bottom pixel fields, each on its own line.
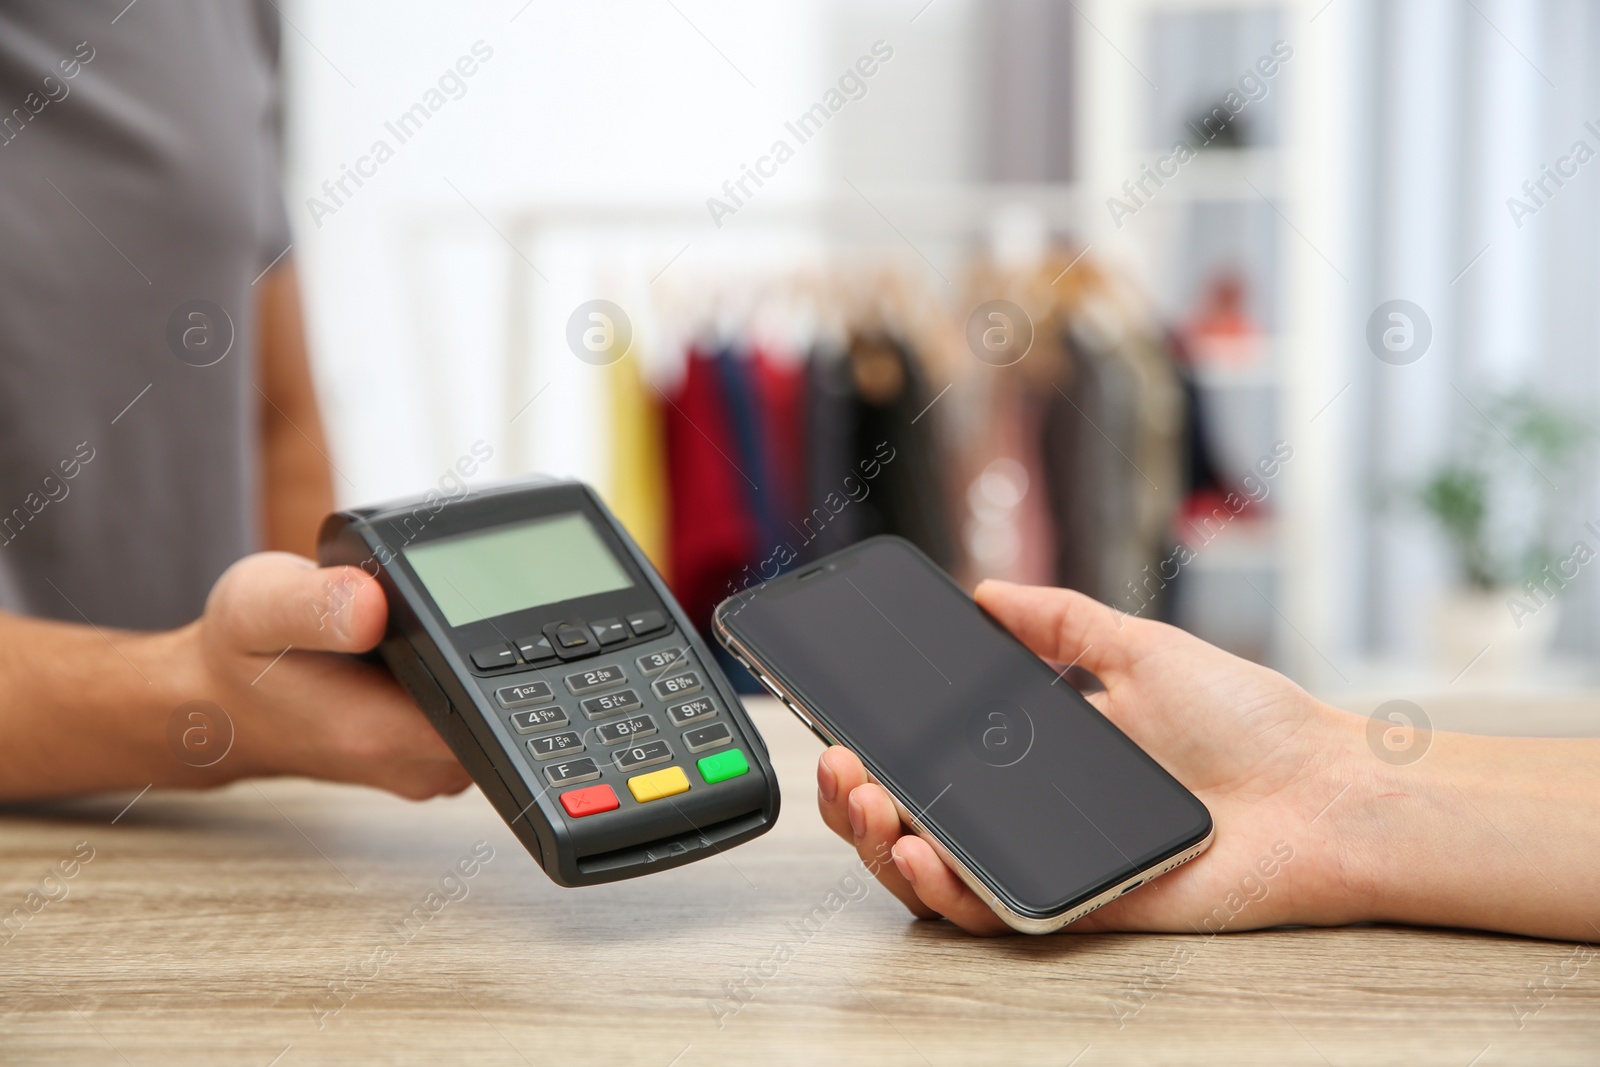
left=317, top=478, right=780, bottom=886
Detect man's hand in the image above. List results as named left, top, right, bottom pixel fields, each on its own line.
left=815, top=579, right=1371, bottom=936
left=0, top=552, right=471, bottom=801
left=180, top=552, right=472, bottom=798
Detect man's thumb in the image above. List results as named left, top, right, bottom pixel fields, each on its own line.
left=205, top=553, right=388, bottom=655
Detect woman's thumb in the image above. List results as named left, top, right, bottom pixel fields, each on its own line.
left=974, top=579, right=1135, bottom=683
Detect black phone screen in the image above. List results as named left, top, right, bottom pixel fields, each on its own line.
left=723, top=537, right=1211, bottom=917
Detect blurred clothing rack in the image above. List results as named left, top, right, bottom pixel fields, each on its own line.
left=401, top=184, right=1091, bottom=471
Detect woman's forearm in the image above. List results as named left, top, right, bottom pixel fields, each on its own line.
left=1340, top=717, right=1600, bottom=942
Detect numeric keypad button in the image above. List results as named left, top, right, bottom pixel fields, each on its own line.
left=564, top=664, right=626, bottom=695
left=580, top=689, right=642, bottom=720
left=596, top=715, right=658, bottom=746
left=651, top=670, right=703, bottom=700
left=635, top=647, right=685, bottom=677
left=545, top=757, right=601, bottom=786
left=682, top=722, right=732, bottom=753
left=666, top=697, right=718, bottom=727
left=527, top=731, right=585, bottom=761
left=613, top=739, right=673, bottom=772
left=509, top=706, right=569, bottom=734
left=496, top=680, right=554, bottom=709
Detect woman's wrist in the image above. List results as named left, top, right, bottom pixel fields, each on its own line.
left=1295, top=701, right=1476, bottom=930
left=1314, top=708, right=1600, bottom=942
left=1278, top=702, right=1395, bottom=928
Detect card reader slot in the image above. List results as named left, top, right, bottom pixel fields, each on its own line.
left=576, top=809, right=767, bottom=876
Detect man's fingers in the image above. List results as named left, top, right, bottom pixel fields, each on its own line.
left=206, top=553, right=387, bottom=655
left=369, top=759, right=475, bottom=802
left=890, top=835, right=1011, bottom=935
left=974, top=580, right=1145, bottom=685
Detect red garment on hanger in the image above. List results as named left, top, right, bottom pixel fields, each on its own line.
left=662, top=347, right=761, bottom=633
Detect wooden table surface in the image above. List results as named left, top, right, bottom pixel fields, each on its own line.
left=3, top=696, right=1598, bottom=1066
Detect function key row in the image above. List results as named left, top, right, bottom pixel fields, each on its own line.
left=556, top=749, right=753, bottom=819
left=469, top=611, right=669, bottom=673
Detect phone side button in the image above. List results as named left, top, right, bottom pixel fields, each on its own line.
left=782, top=699, right=827, bottom=741
left=763, top=688, right=812, bottom=728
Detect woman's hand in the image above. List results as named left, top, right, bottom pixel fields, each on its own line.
left=815, top=579, right=1374, bottom=935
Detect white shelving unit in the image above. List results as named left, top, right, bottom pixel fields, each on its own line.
left=1074, top=0, right=1357, bottom=688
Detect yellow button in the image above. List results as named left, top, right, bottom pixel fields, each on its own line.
left=627, top=766, right=690, bottom=803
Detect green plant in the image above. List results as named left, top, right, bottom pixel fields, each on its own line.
left=1415, top=390, right=1592, bottom=592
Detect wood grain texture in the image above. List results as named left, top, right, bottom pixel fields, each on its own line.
left=2, top=698, right=1597, bottom=1066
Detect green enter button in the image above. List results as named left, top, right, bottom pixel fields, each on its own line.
left=697, top=748, right=749, bottom=784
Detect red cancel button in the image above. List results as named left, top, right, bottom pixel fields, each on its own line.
left=560, top=784, right=619, bottom=818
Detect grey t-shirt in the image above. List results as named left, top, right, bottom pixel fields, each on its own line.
left=0, top=0, right=290, bottom=630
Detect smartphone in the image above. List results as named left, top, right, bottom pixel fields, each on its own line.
left=713, top=536, right=1213, bottom=933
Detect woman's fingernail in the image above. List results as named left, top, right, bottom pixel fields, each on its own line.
left=892, top=846, right=916, bottom=884
left=817, top=757, right=838, bottom=803
left=848, top=794, right=866, bottom=839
